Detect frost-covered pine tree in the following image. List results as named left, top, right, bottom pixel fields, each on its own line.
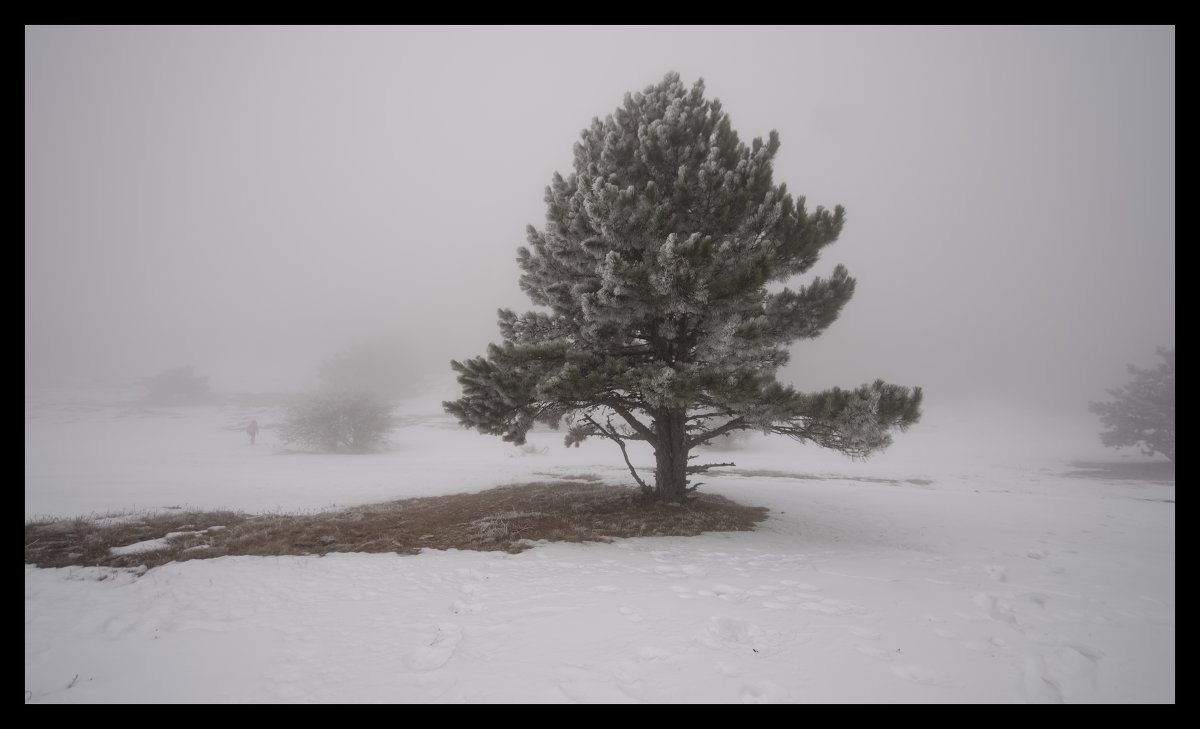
left=1090, top=347, right=1175, bottom=462
left=446, top=73, right=923, bottom=502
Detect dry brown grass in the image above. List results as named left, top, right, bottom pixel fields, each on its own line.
left=25, top=479, right=769, bottom=571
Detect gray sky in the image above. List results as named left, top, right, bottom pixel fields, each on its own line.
left=25, top=26, right=1174, bottom=411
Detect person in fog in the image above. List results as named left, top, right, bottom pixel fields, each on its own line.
left=246, top=419, right=260, bottom=445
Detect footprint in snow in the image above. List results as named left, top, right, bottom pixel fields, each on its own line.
left=1022, top=643, right=1103, bottom=701
left=1021, top=655, right=1064, bottom=703
left=449, top=599, right=481, bottom=615
left=556, top=677, right=640, bottom=704
left=854, top=642, right=894, bottom=659
left=613, top=660, right=646, bottom=699
left=671, top=586, right=697, bottom=600
left=698, top=616, right=779, bottom=656
left=638, top=645, right=672, bottom=660
left=890, top=664, right=963, bottom=687
left=740, top=680, right=789, bottom=703
left=797, top=598, right=861, bottom=616
left=406, top=623, right=462, bottom=672
left=713, top=584, right=749, bottom=602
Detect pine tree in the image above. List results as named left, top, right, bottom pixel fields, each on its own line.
left=1090, top=348, right=1175, bottom=462
left=445, top=73, right=923, bottom=502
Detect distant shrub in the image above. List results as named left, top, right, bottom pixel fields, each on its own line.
left=138, top=366, right=211, bottom=404
left=282, top=390, right=395, bottom=454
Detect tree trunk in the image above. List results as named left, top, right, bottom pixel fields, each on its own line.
left=653, top=408, right=690, bottom=502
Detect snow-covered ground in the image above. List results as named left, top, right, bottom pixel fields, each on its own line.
left=24, top=389, right=1174, bottom=702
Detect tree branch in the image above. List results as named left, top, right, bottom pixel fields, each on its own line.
left=603, top=400, right=658, bottom=446
left=583, top=413, right=650, bottom=492
left=687, top=416, right=748, bottom=447
left=686, top=461, right=735, bottom=474
left=686, top=410, right=733, bottom=423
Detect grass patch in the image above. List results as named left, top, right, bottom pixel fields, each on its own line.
left=25, top=481, right=768, bottom=571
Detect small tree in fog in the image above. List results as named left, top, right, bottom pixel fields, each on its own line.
left=445, top=73, right=923, bottom=502
left=318, top=340, right=411, bottom=400
left=1090, top=348, right=1175, bottom=462
left=138, top=366, right=211, bottom=404
left=282, top=390, right=394, bottom=454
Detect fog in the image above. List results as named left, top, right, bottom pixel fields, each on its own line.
left=25, top=26, right=1174, bottom=412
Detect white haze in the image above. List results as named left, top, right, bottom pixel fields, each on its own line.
left=25, top=26, right=1174, bottom=411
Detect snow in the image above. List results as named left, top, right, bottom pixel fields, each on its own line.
left=25, top=390, right=1174, bottom=703
left=108, top=528, right=226, bottom=556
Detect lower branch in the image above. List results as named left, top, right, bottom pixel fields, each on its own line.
left=583, top=413, right=651, bottom=493
left=687, top=417, right=748, bottom=448
left=604, top=400, right=659, bottom=447
left=686, top=461, right=735, bottom=474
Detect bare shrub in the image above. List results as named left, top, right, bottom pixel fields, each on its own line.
left=282, top=390, right=395, bottom=453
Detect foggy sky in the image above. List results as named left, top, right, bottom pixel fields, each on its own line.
left=25, top=26, right=1175, bottom=411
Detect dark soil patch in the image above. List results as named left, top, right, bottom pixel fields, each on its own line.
left=25, top=480, right=769, bottom=571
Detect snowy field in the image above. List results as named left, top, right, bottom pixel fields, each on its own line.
left=25, top=388, right=1174, bottom=703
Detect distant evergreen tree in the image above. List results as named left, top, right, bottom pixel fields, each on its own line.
left=1090, top=348, right=1175, bottom=462
left=445, top=73, right=923, bottom=502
